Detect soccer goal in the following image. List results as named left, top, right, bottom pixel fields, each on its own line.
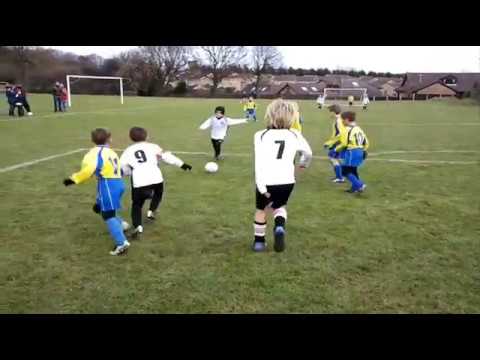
left=66, top=75, right=124, bottom=107
left=323, top=88, right=368, bottom=106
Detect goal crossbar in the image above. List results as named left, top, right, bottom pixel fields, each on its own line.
left=323, top=87, right=368, bottom=97
left=66, top=74, right=124, bottom=107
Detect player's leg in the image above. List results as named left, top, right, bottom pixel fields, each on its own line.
left=211, top=139, right=220, bottom=159
left=252, top=188, right=269, bottom=252
left=148, top=182, right=164, bottom=220
left=99, top=179, right=130, bottom=254
left=328, top=149, right=344, bottom=182
left=23, top=100, right=32, bottom=114
left=8, top=103, right=14, bottom=116
left=131, top=185, right=149, bottom=236
left=53, top=96, right=58, bottom=112
left=270, top=184, right=294, bottom=252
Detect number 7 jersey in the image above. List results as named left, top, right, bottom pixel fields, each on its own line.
left=120, top=141, right=184, bottom=188
left=254, top=129, right=313, bottom=194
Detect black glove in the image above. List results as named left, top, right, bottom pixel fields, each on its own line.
left=92, top=203, right=101, bottom=214
left=363, top=151, right=368, bottom=160
left=181, top=163, right=192, bottom=171
left=63, top=178, right=75, bottom=186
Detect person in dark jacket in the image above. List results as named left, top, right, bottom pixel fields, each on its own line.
left=5, top=84, right=16, bottom=116
left=52, top=82, right=62, bottom=112
left=13, top=85, right=33, bottom=116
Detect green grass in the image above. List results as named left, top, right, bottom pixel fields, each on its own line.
left=0, top=94, right=479, bottom=313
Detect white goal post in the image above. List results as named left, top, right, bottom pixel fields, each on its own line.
left=323, top=87, right=368, bottom=102
left=66, top=75, right=124, bottom=107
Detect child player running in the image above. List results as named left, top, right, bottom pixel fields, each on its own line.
left=63, top=128, right=130, bottom=256
left=324, top=104, right=345, bottom=183
left=252, top=99, right=312, bottom=253
left=199, top=106, right=248, bottom=161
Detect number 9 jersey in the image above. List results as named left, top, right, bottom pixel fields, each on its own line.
left=120, top=142, right=184, bottom=188
left=254, top=129, right=313, bottom=195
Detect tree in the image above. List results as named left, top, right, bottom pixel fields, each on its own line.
left=197, top=46, right=247, bottom=96
left=117, top=50, right=154, bottom=96
left=251, top=46, right=282, bottom=89
left=138, top=46, right=191, bottom=95
left=11, top=46, right=35, bottom=86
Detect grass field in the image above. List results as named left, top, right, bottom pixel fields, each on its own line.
left=1, top=94, right=479, bottom=313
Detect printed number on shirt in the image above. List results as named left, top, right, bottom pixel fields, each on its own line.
left=275, top=140, right=285, bottom=159
left=134, top=150, right=147, bottom=163
left=355, top=132, right=365, bottom=146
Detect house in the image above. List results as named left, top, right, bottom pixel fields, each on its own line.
left=396, top=73, right=480, bottom=99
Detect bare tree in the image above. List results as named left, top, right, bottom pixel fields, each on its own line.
left=11, top=46, right=35, bottom=86
left=117, top=50, right=154, bottom=96
left=138, top=46, right=191, bottom=95
left=251, top=46, right=282, bottom=91
left=197, top=46, right=247, bottom=96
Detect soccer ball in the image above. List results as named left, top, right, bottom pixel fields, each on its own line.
left=122, top=221, right=130, bottom=231
left=204, top=162, right=219, bottom=173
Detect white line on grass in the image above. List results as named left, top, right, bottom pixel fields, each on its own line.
left=0, top=149, right=87, bottom=173
left=1, top=148, right=477, bottom=175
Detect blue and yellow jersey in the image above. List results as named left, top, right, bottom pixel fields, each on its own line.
left=324, top=115, right=345, bottom=148
left=335, top=125, right=369, bottom=152
left=70, top=146, right=122, bottom=184
left=244, top=100, right=256, bottom=111
left=290, top=113, right=303, bottom=133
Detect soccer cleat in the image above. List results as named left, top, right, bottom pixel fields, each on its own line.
left=215, top=155, right=224, bottom=161
left=332, top=178, right=345, bottom=183
left=27, top=112, right=33, bottom=116
left=357, top=184, right=367, bottom=193
left=273, top=226, right=286, bottom=252
left=147, top=211, right=155, bottom=221
left=251, top=241, right=267, bottom=252
left=109, top=240, right=130, bottom=256
left=129, top=225, right=143, bottom=240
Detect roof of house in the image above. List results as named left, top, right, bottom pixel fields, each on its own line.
left=396, top=72, right=480, bottom=94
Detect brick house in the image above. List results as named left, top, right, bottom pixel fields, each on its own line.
left=396, top=73, right=480, bottom=99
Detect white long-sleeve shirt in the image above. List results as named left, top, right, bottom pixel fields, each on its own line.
left=254, top=128, right=313, bottom=194
left=120, top=141, right=184, bottom=188
left=199, top=116, right=247, bottom=140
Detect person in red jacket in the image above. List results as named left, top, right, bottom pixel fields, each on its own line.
left=60, top=85, right=68, bottom=112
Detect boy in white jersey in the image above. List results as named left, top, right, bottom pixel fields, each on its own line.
left=253, top=99, right=313, bottom=253
left=316, top=94, right=325, bottom=109
left=362, top=94, right=370, bottom=110
left=120, top=127, right=192, bottom=237
left=199, top=106, right=247, bottom=160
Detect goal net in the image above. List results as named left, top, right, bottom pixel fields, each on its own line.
left=66, top=75, right=124, bottom=108
left=323, top=88, right=368, bottom=106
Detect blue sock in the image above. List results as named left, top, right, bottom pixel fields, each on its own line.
left=334, top=165, right=343, bottom=179
left=346, top=173, right=363, bottom=191
left=105, top=218, right=127, bottom=247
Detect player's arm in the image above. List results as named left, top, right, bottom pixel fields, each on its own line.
left=363, top=132, right=370, bottom=151
left=254, top=133, right=268, bottom=195
left=119, top=149, right=133, bottom=177
left=226, top=117, right=248, bottom=126
left=334, top=126, right=349, bottom=153
left=199, top=117, right=212, bottom=130
left=296, top=133, right=313, bottom=168
left=157, top=146, right=192, bottom=171
left=64, top=153, right=97, bottom=186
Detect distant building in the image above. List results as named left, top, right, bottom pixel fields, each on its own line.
left=396, top=73, right=480, bottom=99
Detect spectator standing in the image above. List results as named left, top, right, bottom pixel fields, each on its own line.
left=52, top=82, right=62, bottom=112
left=5, top=84, right=16, bottom=116
left=60, top=84, right=68, bottom=112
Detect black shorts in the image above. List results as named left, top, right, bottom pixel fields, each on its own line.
left=256, top=183, right=294, bottom=210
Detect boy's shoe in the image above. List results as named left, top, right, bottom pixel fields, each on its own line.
left=110, top=240, right=130, bottom=256
left=129, top=225, right=143, bottom=240
left=332, top=178, right=345, bottom=183
left=357, top=184, right=367, bottom=193
left=27, top=112, right=33, bottom=116
left=273, top=226, right=286, bottom=253
left=147, top=211, right=155, bottom=221
left=251, top=241, right=267, bottom=252
left=214, top=156, right=224, bottom=161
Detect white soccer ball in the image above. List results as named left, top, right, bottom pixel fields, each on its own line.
left=204, top=162, right=219, bottom=173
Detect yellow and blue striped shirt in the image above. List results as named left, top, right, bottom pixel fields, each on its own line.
left=70, top=146, right=122, bottom=184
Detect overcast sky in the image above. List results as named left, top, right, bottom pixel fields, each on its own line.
left=43, top=46, right=480, bottom=73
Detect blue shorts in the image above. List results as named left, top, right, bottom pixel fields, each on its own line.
left=327, top=148, right=345, bottom=160
left=96, top=178, right=125, bottom=212
left=342, top=149, right=365, bottom=167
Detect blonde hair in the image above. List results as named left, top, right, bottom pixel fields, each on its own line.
left=264, top=99, right=297, bottom=129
